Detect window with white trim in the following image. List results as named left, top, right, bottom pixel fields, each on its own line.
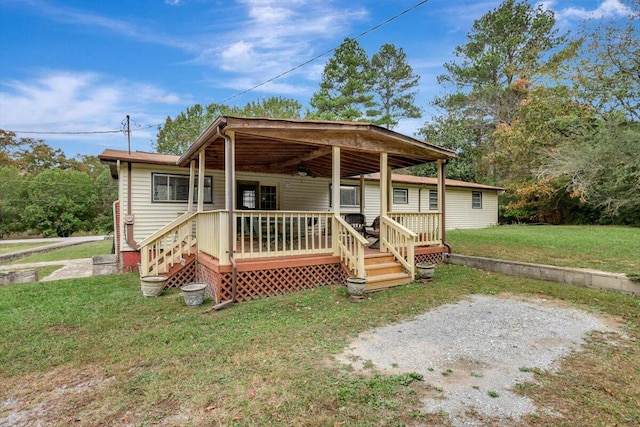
left=152, top=173, right=213, bottom=203
left=329, top=185, right=360, bottom=207
left=429, top=190, right=438, bottom=210
left=472, top=191, right=482, bottom=209
left=393, top=188, right=409, bottom=204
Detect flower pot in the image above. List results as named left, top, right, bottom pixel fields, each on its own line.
left=181, top=283, right=207, bottom=308
left=346, top=277, right=367, bottom=297
left=415, top=263, right=435, bottom=281
left=140, top=275, right=167, bottom=297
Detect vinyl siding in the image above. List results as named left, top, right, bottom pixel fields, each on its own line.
left=445, top=188, right=499, bottom=229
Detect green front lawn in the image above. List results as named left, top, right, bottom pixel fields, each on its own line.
left=1, top=268, right=638, bottom=426
left=446, top=225, right=640, bottom=274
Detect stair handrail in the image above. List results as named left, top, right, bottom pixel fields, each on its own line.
left=334, top=214, right=368, bottom=278
left=380, top=215, right=418, bottom=278
left=139, top=211, right=198, bottom=276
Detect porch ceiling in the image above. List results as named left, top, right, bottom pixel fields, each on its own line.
left=179, top=116, right=456, bottom=179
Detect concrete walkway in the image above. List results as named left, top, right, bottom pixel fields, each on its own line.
left=0, top=236, right=110, bottom=282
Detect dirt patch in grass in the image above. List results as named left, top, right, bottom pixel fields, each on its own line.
left=0, top=365, right=115, bottom=427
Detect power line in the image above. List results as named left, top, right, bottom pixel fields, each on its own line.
left=219, top=0, right=431, bottom=103
left=9, top=129, right=122, bottom=135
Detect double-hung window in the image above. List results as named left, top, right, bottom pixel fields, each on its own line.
left=329, top=185, right=360, bottom=207
left=472, top=191, right=482, bottom=209
left=393, top=188, right=409, bottom=204
left=428, top=190, right=438, bottom=210
left=152, top=173, right=213, bottom=203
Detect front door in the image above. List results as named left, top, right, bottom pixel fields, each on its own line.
left=237, top=181, right=258, bottom=210
left=237, top=181, right=278, bottom=210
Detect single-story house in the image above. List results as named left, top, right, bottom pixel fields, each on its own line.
left=99, top=116, right=501, bottom=305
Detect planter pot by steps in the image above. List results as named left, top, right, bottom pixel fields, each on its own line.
left=415, top=263, right=435, bottom=281
left=181, top=283, right=207, bottom=308
left=140, top=275, right=168, bottom=297
left=346, top=277, right=367, bottom=297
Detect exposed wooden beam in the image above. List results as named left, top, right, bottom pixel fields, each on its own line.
left=269, top=147, right=332, bottom=170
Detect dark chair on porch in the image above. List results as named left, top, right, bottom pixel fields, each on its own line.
left=366, top=216, right=381, bottom=249
left=344, top=213, right=366, bottom=236
left=365, top=216, right=380, bottom=238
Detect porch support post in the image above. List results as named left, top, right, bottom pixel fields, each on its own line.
left=332, top=146, right=340, bottom=256
left=359, top=174, right=365, bottom=215
left=225, top=131, right=236, bottom=212
left=187, top=160, right=195, bottom=213
left=220, top=130, right=236, bottom=266
left=380, top=153, right=388, bottom=252
left=197, top=150, right=205, bottom=212
left=437, top=159, right=445, bottom=242
left=387, top=166, right=393, bottom=213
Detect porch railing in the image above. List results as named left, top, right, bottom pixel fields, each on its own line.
left=334, top=215, right=367, bottom=278
left=196, top=210, right=227, bottom=259
left=389, top=212, right=441, bottom=246
left=139, top=211, right=198, bottom=277
left=380, top=215, right=417, bottom=278
left=234, top=211, right=333, bottom=259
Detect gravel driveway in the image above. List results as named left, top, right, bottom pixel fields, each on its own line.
left=337, top=294, right=619, bottom=426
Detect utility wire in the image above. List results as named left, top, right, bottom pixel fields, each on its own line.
left=9, top=129, right=122, bottom=135
left=219, top=0, right=430, bottom=103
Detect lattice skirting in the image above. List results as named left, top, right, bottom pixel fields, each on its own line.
left=196, top=262, right=348, bottom=303
left=415, top=252, right=445, bottom=265
left=165, top=259, right=196, bottom=289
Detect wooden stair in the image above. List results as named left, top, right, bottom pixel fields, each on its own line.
left=364, top=253, right=413, bottom=291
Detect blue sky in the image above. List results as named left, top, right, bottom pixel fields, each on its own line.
left=0, top=0, right=632, bottom=157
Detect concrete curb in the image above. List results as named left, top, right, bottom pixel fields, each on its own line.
left=445, top=253, right=640, bottom=296
left=0, top=236, right=111, bottom=264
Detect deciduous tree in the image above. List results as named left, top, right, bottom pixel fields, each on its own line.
left=155, top=98, right=302, bottom=155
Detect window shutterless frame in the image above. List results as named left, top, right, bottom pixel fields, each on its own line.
left=472, top=191, right=483, bottom=209
left=152, top=173, right=213, bottom=203
left=329, top=184, right=360, bottom=208
left=393, top=188, right=409, bottom=204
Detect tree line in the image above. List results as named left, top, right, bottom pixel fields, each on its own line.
left=0, top=130, right=117, bottom=238
left=158, top=0, right=639, bottom=226
left=1, top=0, right=636, bottom=237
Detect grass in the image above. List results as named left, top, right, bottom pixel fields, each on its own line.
left=0, top=241, right=56, bottom=255
left=1, top=266, right=638, bottom=426
left=446, top=225, right=640, bottom=274
left=7, top=239, right=113, bottom=264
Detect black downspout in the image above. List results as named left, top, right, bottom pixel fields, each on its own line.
left=440, top=160, right=452, bottom=254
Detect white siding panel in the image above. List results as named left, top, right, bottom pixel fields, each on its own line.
left=445, top=188, right=498, bottom=229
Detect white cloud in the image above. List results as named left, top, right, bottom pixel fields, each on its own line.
left=547, top=0, right=633, bottom=20
left=0, top=71, right=186, bottom=153
left=195, top=0, right=369, bottom=93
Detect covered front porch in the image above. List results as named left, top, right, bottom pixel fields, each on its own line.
left=138, top=117, right=455, bottom=303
